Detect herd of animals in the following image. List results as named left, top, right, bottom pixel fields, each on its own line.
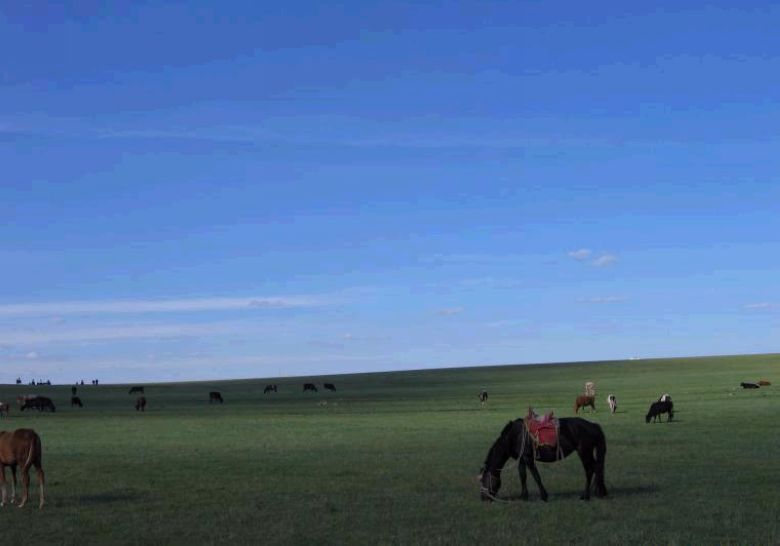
left=0, top=374, right=772, bottom=510
left=477, top=377, right=772, bottom=503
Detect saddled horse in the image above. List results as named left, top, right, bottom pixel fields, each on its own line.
left=479, top=417, right=607, bottom=502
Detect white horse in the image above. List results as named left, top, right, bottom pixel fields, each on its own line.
left=607, top=394, right=617, bottom=414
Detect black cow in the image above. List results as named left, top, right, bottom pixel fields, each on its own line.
left=129, top=386, right=145, bottom=395
left=71, top=396, right=83, bottom=408
left=303, top=383, right=318, bottom=392
left=21, top=396, right=56, bottom=413
left=645, top=400, right=674, bottom=423
left=740, top=382, right=760, bottom=389
left=209, top=391, right=224, bottom=404
left=263, top=384, right=278, bottom=394
left=324, top=383, right=337, bottom=392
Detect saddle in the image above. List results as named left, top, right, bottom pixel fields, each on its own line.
left=524, top=408, right=559, bottom=448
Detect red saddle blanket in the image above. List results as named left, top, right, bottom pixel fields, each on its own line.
left=525, top=412, right=559, bottom=447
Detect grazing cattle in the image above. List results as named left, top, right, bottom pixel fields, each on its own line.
left=740, top=382, right=760, bottom=389
left=209, top=391, right=224, bottom=404
left=0, top=428, right=45, bottom=509
left=584, top=381, right=596, bottom=397
left=263, top=384, right=277, bottom=394
left=135, top=397, right=147, bottom=412
left=658, top=393, right=672, bottom=403
left=128, top=386, right=144, bottom=395
left=479, top=390, right=488, bottom=407
left=21, top=397, right=56, bottom=413
left=323, top=383, right=337, bottom=392
left=758, top=380, right=771, bottom=386
left=0, top=403, right=9, bottom=418
left=574, top=395, right=596, bottom=414
left=607, top=394, right=617, bottom=414
left=646, top=400, right=674, bottom=423
left=303, top=383, right=318, bottom=393
left=70, top=396, right=83, bottom=408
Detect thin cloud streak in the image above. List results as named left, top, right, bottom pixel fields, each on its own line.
left=0, top=295, right=330, bottom=317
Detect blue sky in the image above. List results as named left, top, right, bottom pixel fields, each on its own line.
left=2, top=1, right=779, bottom=383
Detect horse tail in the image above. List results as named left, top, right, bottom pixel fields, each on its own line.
left=23, top=433, right=37, bottom=470
left=594, top=424, right=608, bottom=497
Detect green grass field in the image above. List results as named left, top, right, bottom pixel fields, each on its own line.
left=1, top=354, right=778, bottom=545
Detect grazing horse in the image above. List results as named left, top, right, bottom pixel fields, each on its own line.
left=209, top=391, right=224, bottom=404
left=70, top=396, right=83, bottom=408
left=479, top=390, right=488, bottom=407
left=303, top=383, right=318, bottom=393
left=758, top=380, right=771, bottom=386
left=128, top=386, right=144, bottom=395
left=574, top=395, right=596, bottom=413
left=740, top=382, right=760, bottom=389
left=0, top=403, right=9, bottom=418
left=646, top=400, right=674, bottom=423
left=607, top=394, right=617, bottom=414
left=323, top=383, right=337, bottom=392
left=135, top=397, right=147, bottom=412
left=263, top=384, right=277, bottom=394
left=479, top=417, right=607, bottom=502
left=21, top=397, right=56, bottom=413
left=0, top=428, right=45, bottom=508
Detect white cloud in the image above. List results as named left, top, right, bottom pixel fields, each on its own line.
left=592, top=254, right=618, bottom=267
left=0, top=321, right=260, bottom=345
left=568, top=248, right=592, bottom=261
left=25, top=351, right=39, bottom=359
left=436, top=307, right=464, bottom=316
left=744, top=302, right=777, bottom=310
left=0, top=295, right=328, bottom=318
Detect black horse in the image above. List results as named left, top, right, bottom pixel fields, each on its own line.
left=479, top=417, right=607, bottom=502
left=303, top=383, right=318, bottom=392
left=323, top=383, right=337, bottom=392
left=264, top=384, right=278, bottom=394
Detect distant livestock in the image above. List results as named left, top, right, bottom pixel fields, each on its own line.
left=70, top=396, right=83, bottom=408
left=128, top=386, right=144, bottom=395
left=135, top=397, right=147, bottom=412
left=659, top=394, right=672, bottom=403
left=584, top=381, right=596, bottom=396
left=479, top=390, right=488, bottom=407
left=323, top=383, right=337, bottom=392
left=264, top=384, right=278, bottom=394
left=646, top=400, right=674, bottom=423
left=0, top=428, right=45, bottom=508
left=574, top=395, right=596, bottom=414
left=71, top=386, right=77, bottom=396
left=0, top=403, right=9, bottom=418
left=303, top=383, right=318, bottom=393
left=740, top=382, right=760, bottom=389
left=209, top=391, right=224, bottom=404
left=607, top=394, right=617, bottom=414
left=758, top=380, right=771, bottom=386
left=21, top=397, right=56, bottom=413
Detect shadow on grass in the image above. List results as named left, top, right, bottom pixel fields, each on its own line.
left=497, top=484, right=659, bottom=502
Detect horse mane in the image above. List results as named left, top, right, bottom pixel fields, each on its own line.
left=482, top=420, right=518, bottom=468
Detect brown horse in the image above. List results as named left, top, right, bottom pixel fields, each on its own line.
left=574, top=395, right=596, bottom=413
left=0, top=429, right=45, bottom=509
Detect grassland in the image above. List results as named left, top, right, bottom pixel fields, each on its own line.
left=1, top=354, right=778, bottom=545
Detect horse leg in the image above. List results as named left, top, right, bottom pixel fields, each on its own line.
left=0, top=465, right=6, bottom=506
left=35, top=464, right=45, bottom=509
left=517, top=461, right=529, bottom=500
left=10, top=465, right=17, bottom=503
left=577, top=445, right=595, bottom=500
left=527, top=460, right=548, bottom=502
left=18, top=466, right=29, bottom=508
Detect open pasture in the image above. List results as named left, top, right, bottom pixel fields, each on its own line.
left=1, top=354, right=778, bottom=545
